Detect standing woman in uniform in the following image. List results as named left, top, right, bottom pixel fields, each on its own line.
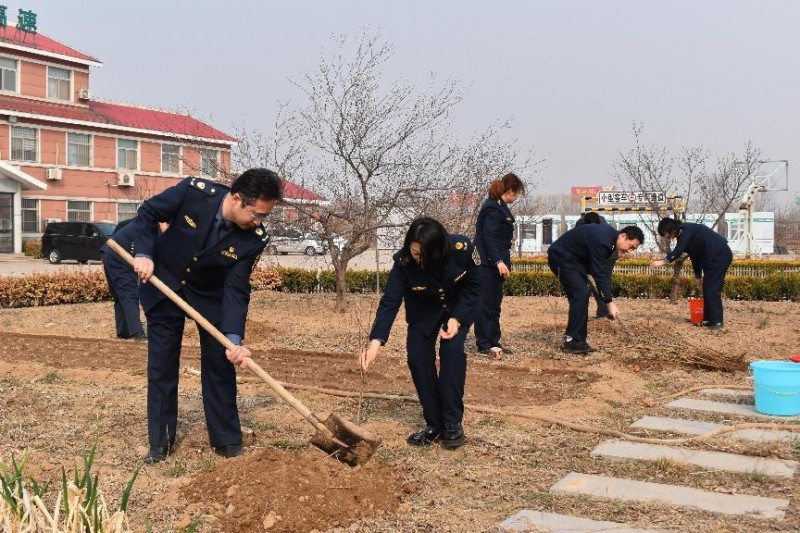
left=359, top=217, right=482, bottom=449
left=474, top=172, right=526, bottom=356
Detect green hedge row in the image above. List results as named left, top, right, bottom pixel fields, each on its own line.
left=0, top=267, right=797, bottom=308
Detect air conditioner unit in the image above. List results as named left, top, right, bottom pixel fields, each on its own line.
left=117, top=170, right=135, bottom=187
left=45, top=218, right=62, bottom=223
left=46, top=167, right=62, bottom=181
left=78, top=88, right=91, bottom=101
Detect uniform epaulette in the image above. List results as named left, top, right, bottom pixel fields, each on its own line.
left=453, top=240, right=469, bottom=252
left=189, top=177, right=222, bottom=196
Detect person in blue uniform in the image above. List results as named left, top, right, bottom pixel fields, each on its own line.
left=128, top=168, right=282, bottom=463
left=547, top=224, right=644, bottom=354
left=359, top=217, right=482, bottom=449
left=101, top=218, right=146, bottom=340
left=650, top=218, right=733, bottom=331
left=473, top=172, right=526, bottom=357
left=574, top=212, right=612, bottom=319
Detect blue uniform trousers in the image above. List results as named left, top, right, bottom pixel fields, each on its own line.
left=146, top=296, right=242, bottom=448
left=702, top=247, right=733, bottom=324
left=406, top=321, right=470, bottom=430
left=102, top=253, right=144, bottom=338
left=548, top=254, right=590, bottom=342
left=475, top=265, right=505, bottom=350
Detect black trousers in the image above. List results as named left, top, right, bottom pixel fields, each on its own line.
left=702, top=247, right=733, bottom=324
left=102, top=253, right=144, bottom=338
left=475, top=265, right=505, bottom=350
left=145, top=296, right=242, bottom=448
left=406, top=321, right=470, bottom=430
left=548, top=254, right=590, bottom=342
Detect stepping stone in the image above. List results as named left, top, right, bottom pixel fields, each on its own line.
left=631, top=416, right=797, bottom=442
left=591, top=439, right=797, bottom=477
left=550, top=472, right=788, bottom=519
left=666, top=398, right=800, bottom=420
left=498, top=510, right=667, bottom=532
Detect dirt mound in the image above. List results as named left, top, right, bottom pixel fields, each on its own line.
left=180, top=449, right=402, bottom=532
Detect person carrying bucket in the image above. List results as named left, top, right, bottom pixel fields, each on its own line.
left=650, top=218, right=733, bottom=331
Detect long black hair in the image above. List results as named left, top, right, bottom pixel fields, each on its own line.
left=400, top=217, right=451, bottom=273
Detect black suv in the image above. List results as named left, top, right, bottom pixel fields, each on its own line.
left=41, top=221, right=116, bottom=264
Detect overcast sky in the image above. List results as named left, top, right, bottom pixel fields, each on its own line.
left=21, top=0, right=800, bottom=199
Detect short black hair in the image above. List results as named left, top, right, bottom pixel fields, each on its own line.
left=401, top=217, right=451, bottom=271
left=619, top=225, right=645, bottom=244
left=231, top=168, right=283, bottom=203
left=657, top=217, right=681, bottom=237
left=575, top=211, right=604, bottom=226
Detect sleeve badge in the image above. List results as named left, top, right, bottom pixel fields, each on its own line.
left=472, top=247, right=481, bottom=266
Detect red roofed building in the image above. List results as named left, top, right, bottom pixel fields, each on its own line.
left=0, top=15, right=239, bottom=254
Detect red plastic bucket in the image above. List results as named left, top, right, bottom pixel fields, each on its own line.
left=688, top=298, right=704, bottom=325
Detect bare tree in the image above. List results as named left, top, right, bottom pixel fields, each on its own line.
left=613, top=123, right=762, bottom=299
left=235, top=31, right=536, bottom=308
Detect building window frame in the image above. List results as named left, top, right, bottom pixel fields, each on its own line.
left=200, top=148, right=218, bottom=178
left=21, top=198, right=39, bottom=233
left=47, top=66, right=72, bottom=101
left=161, top=143, right=181, bottom=174
left=67, top=132, right=91, bottom=167
left=66, top=200, right=92, bottom=222
left=10, top=126, right=38, bottom=162
left=117, top=202, right=138, bottom=222
left=0, top=56, right=18, bottom=92
left=117, top=138, right=138, bottom=170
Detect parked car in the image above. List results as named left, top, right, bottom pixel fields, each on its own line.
left=266, top=228, right=328, bottom=256
left=41, top=221, right=116, bottom=264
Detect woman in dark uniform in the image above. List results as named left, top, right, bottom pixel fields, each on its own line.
left=359, top=217, right=482, bottom=449
left=473, top=172, right=526, bottom=356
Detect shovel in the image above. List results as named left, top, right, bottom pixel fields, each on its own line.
left=106, top=239, right=380, bottom=467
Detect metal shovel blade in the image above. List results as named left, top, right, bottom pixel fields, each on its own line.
left=309, top=413, right=381, bottom=467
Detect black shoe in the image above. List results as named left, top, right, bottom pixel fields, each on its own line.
left=476, top=348, right=492, bottom=356
left=130, top=332, right=147, bottom=341
left=583, top=341, right=597, bottom=353
left=440, top=425, right=466, bottom=449
left=561, top=339, right=590, bottom=354
left=406, top=426, right=441, bottom=446
left=144, top=446, right=169, bottom=464
left=707, top=322, right=724, bottom=331
left=497, top=345, right=514, bottom=355
left=213, top=444, right=244, bottom=458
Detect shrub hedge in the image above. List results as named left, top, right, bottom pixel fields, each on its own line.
left=0, top=263, right=797, bottom=308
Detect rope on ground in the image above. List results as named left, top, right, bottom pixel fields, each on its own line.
left=184, top=367, right=800, bottom=446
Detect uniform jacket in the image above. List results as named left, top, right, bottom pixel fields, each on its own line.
left=132, top=177, right=269, bottom=338
left=664, top=223, right=730, bottom=277
left=101, top=218, right=136, bottom=259
left=547, top=224, right=618, bottom=303
left=474, top=197, right=515, bottom=266
left=370, top=235, right=483, bottom=343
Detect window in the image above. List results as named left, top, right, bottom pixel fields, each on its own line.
left=22, top=199, right=39, bottom=232
left=0, top=57, right=17, bottom=91
left=162, top=144, right=180, bottom=173
left=68, top=133, right=91, bottom=166
left=48, top=67, right=71, bottom=101
left=117, top=139, right=138, bottom=169
left=117, top=202, right=138, bottom=222
left=200, top=149, right=218, bottom=178
left=11, top=126, right=37, bottom=162
left=67, top=201, right=91, bottom=222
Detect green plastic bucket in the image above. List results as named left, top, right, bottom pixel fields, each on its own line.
left=749, top=361, right=800, bottom=416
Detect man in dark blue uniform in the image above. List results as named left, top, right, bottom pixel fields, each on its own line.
left=574, top=212, right=612, bottom=319
left=548, top=224, right=644, bottom=354
left=101, top=218, right=145, bottom=340
left=129, top=168, right=282, bottom=463
left=651, top=218, right=733, bottom=331
left=360, top=217, right=482, bottom=449
left=473, top=172, right=525, bottom=357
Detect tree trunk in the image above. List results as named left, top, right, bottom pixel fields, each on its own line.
left=668, top=256, right=688, bottom=302
left=334, top=258, right=350, bottom=312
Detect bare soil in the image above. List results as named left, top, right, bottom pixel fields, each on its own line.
left=0, top=293, right=799, bottom=532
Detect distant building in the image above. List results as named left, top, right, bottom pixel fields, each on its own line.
left=0, top=15, right=324, bottom=254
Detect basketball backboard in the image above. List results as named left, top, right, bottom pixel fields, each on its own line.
left=736, top=160, right=789, bottom=191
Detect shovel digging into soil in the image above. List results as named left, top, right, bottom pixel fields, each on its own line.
left=106, top=239, right=380, bottom=467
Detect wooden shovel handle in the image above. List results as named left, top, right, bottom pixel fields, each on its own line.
left=105, top=238, right=334, bottom=438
